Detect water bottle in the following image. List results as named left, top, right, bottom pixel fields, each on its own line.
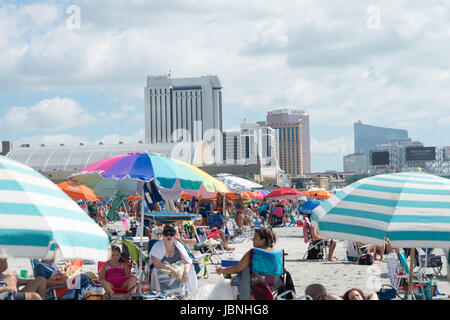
left=431, top=276, right=437, bottom=297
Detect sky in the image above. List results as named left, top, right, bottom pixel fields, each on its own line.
left=1, top=0, right=450, bottom=172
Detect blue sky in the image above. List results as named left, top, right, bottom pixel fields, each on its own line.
left=1, top=1, right=450, bottom=172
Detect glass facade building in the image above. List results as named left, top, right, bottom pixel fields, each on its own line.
left=354, top=121, right=410, bottom=154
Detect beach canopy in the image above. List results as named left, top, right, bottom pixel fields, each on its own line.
left=264, top=187, right=306, bottom=200
left=214, top=173, right=263, bottom=191
left=0, top=156, right=110, bottom=260
left=57, top=180, right=100, bottom=202
left=144, top=211, right=201, bottom=224
left=69, top=152, right=228, bottom=199
left=311, top=171, right=450, bottom=248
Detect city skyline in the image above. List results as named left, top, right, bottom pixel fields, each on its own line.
left=1, top=1, right=450, bottom=172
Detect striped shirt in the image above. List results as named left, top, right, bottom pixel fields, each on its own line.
left=161, top=246, right=182, bottom=265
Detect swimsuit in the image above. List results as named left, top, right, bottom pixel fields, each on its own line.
left=105, top=262, right=135, bottom=288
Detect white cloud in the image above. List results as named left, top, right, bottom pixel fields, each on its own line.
left=0, top=97, right=96, bottom=132
left=310, top=136, right=353, bottom=156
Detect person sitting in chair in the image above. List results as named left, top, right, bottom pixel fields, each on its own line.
left=149, top=226, right=197, bottom=296
left=307, top=214, right=338, bottom=262
left=99, top=246, right=137, bottom=298
left=215, top=228, right=278, bottom=300
left=0, top=258, right=46, bottom=300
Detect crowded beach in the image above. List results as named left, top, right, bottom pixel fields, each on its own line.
left=2, top=153, right=450, bottom=301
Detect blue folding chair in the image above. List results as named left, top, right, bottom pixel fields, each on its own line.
left=249, top=248, right=292, bottom=300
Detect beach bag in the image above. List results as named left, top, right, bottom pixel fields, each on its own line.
left=277, top=271, right=295, bottom=299
left=306, top=246, right=322, bottom=260
left=358, top=254, right=374, bottom=265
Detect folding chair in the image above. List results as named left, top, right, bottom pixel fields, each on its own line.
left=248, top=248, right=292, bottom=300
left=97, top=261, right=136, bottom=300
left=415, top=248, right=444, bottom=277
left=30, top=259, right=74, bottom=300
left=192, top=226, right=223, bottom=265
left=344, top=240, right=372, bottom=262
left=385, top=253, right=429, bottom=300
left=302, top=217, right=327, bottom=260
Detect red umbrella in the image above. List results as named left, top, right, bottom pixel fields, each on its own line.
left=264, top=187, right=306, bottom=200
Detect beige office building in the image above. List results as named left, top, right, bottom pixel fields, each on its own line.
left=266, top=109, right=304, bottom=177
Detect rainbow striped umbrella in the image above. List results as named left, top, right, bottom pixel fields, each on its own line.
left=311, top=171, right=450, bottom=248
left=69, top=152, right=228, bottom=198
left=0, top=156, right=109, bottom=260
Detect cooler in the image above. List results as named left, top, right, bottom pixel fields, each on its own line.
left=220, top=252, right=242, bottom=268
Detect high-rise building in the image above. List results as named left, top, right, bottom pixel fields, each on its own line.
left=222, top=130, right=241, bottom=165
left=240, top=120, right=278, bottom=166
left=144, top=75, right=223, bottom=144
left=354, top=121, right=410, bottom=154
left=343, top=152, right=370, bottom=174
left=266, top=109, right=309, bottom=177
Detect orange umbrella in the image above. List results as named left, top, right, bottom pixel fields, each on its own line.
left=226, top=191, right=251, bottom=200
left=180, top=191, right=217, bottom=200
left=57, top=181, right=99, bottom=202
left=125, top=196, right=141, bottom=201
left=306, top=189, right=332, bottom=199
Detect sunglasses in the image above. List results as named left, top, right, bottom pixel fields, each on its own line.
left=163, top=231, right=176, bottom=237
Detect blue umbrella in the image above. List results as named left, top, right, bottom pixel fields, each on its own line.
left=298, top=199, right=321, bottom=215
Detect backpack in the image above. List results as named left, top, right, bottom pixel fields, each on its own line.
left=277, top=271, right=296, bottom=299
left=358, top=254, right=374, bottom=265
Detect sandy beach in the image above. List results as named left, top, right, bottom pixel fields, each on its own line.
left=6, top=219, right=450, bottom=300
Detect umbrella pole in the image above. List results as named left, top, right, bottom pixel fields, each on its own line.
left=137, top=193, right=145, bottom=296
left=408, top=248, right=415, bottom=300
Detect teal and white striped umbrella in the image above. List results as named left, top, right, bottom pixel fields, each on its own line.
left=311, top=171, right=450, bottom=248
left=0, top=156, right=110, bottom=260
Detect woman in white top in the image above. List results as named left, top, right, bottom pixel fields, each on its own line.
left=149, top=226, right=197, bottom=294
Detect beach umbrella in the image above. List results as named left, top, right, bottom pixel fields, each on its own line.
left=311, top=170, right=450, bottom=299
left=69, top=152, right=228, bottom=199
left=298, top=199, right=321, bottom=215
left=306, top=189, right=332, bottom=199
left=0, top=156, right=110, bottom=260
left=264, top=187, right=306, bottom=200
left=57, top=180, right=100, bottom=202
left=69, top=152, right=228, bottom=294
left=214, top=173, right=263, bottom=191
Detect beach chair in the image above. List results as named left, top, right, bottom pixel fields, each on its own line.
left=248, top=248, right=292, bottom=300
left=302, top=217, right=327, bottom=261
left=385, top=253, right=429, bottom=300
left=97, top=261, right=136, bottom=300
left=344, top=240, right=372, bottom=262
left=224, top=218, right=248, bottom=244
left=415, top=248, right=443, bottom=277
left=192, top=226, right=223, bottom=265
left=30, top=259, right=78, bottom=300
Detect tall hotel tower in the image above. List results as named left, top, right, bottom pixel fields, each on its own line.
left=266, top=109, right=311, bottom=176
left=144, top=75, right=223, bottom=144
